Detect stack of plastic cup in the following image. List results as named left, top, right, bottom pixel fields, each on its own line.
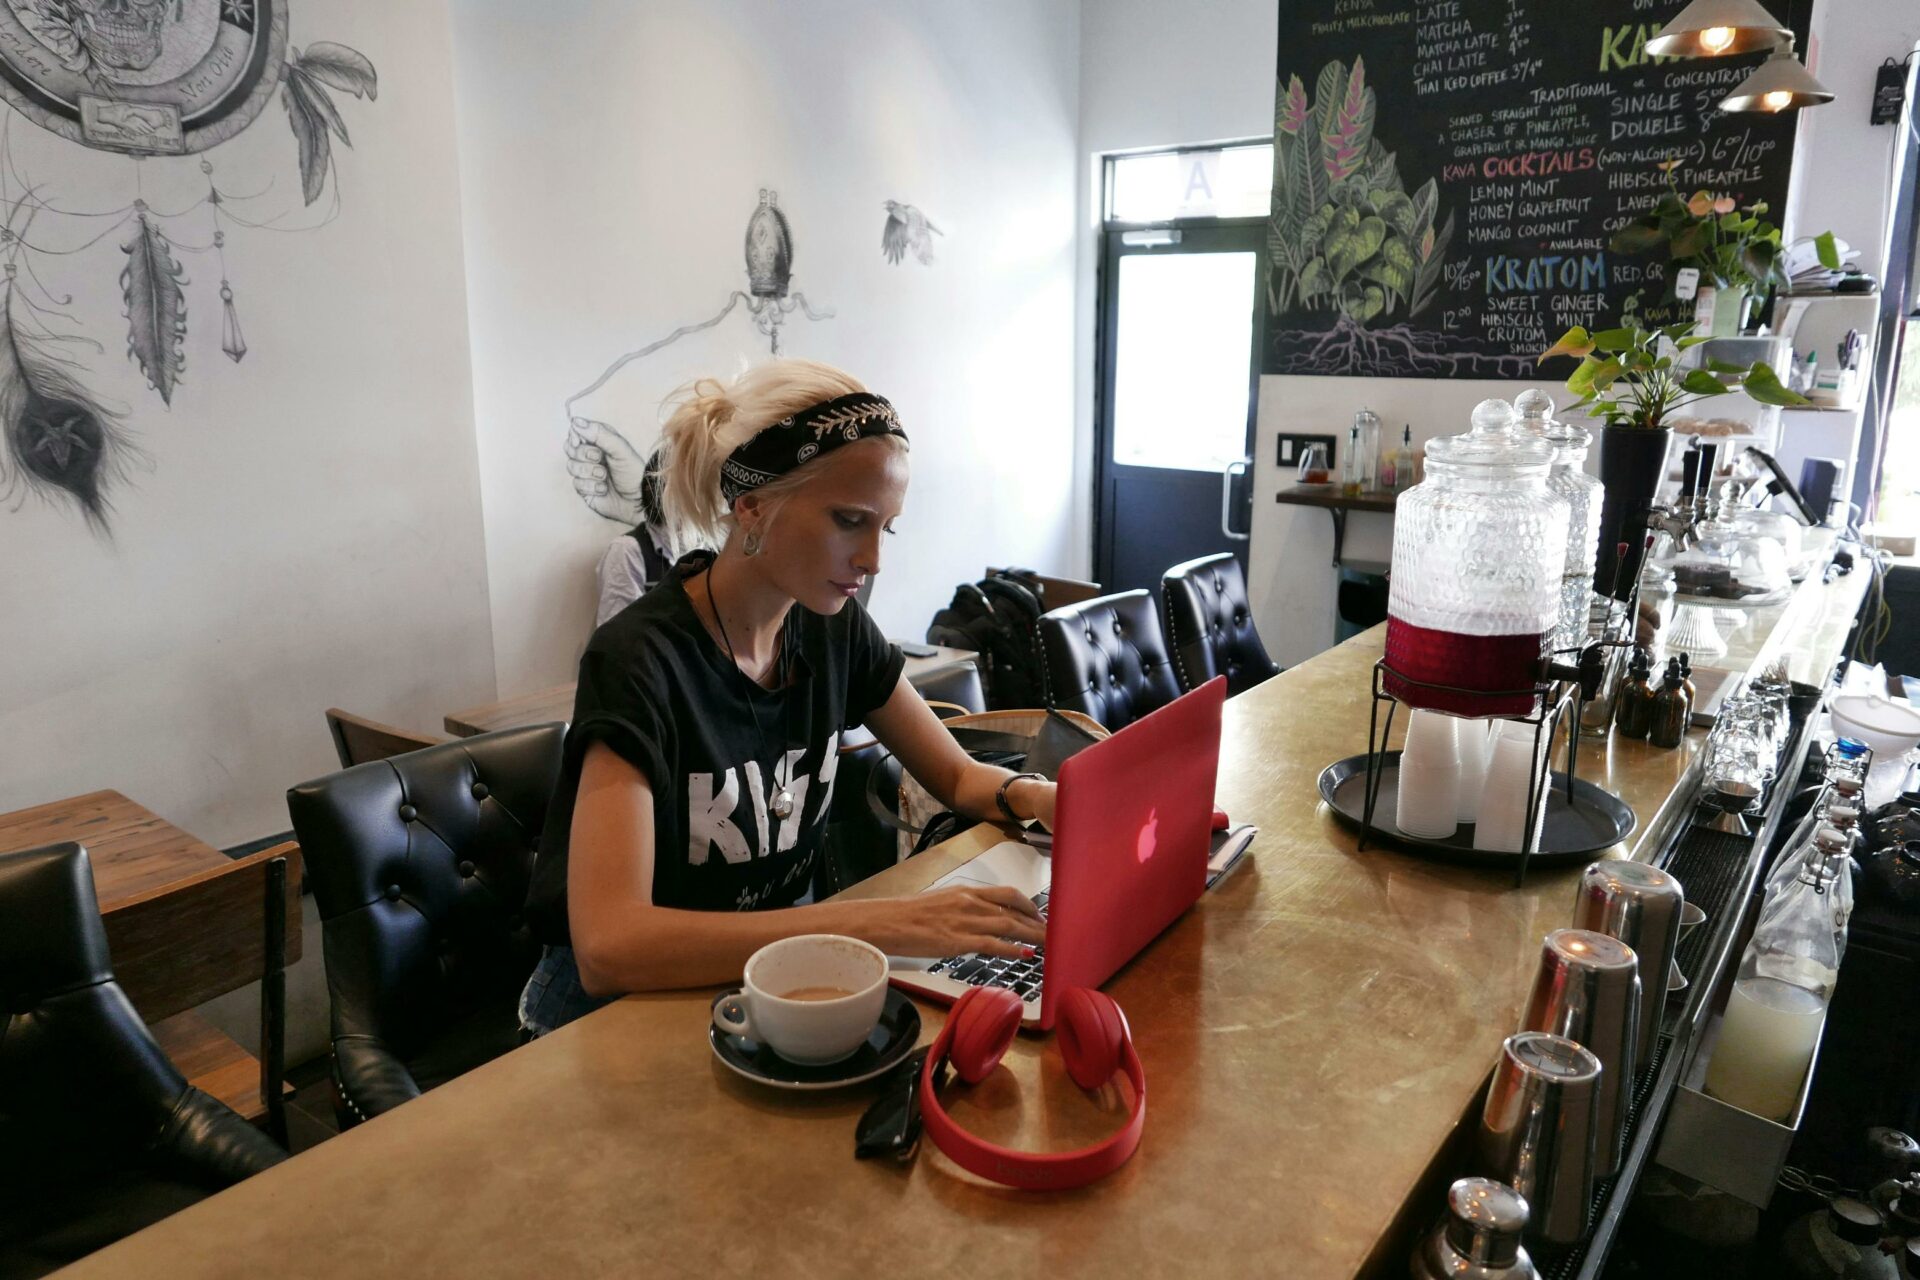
left=1397, top=709, right=1462, bottom=839
left=1474, top=720, right=1550, bottom=854
left=1456, top=719, right=1493, bottom=824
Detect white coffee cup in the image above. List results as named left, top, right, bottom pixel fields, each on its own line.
left=712, top=934, right=889, bottom=1065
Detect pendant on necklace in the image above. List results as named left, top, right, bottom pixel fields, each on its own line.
left=771, top=789, right=796, bottom=820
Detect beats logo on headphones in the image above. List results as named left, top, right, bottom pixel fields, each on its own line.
left=1135, top=809, right=1159, bottom=864
left=918, top=985, right=1146, bottom=1191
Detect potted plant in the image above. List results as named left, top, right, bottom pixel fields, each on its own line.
left=1609, top=162, right=1838, bottom=336
left=1539, top=320, right=1807, bottom=597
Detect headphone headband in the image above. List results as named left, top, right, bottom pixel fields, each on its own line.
left=917, top=986, right=1146, bottom=1191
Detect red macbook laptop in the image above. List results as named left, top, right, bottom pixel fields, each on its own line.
left=888, top=676, right=1226, bottom=1029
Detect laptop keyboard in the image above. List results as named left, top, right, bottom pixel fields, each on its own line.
left=924, top=892, right=1048, bottom=1003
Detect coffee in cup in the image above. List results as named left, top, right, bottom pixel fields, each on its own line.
left=712, top=935, right=888, bottom=1065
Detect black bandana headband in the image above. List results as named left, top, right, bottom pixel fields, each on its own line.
left=719, top=392, right=908, bottom=505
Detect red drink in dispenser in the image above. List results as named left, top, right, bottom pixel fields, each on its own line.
left=1383, top=619, right=1550, bottom=717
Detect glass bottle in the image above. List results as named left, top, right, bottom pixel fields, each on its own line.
left=1353, top=407, right=1381, bottom=494
left=1394, top=424, right=1416, bottom=493
left=1518, top=390, right=1604, bottom=654
left=1649, top=659, right=1691, bottom=749
left=1385, top=400, right=1571, bottom=717
left=1615, top=651, right=1654, bottom=739
left=1342, top=422, right=1365, bottom=497
left=1705, top=854, right=1840, bottom=1121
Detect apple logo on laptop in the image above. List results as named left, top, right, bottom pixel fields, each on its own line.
left=1135, top=809, right=1159, bottom=863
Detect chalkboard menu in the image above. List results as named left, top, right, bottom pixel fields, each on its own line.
left=1262, top=0, right=1813, bottom=378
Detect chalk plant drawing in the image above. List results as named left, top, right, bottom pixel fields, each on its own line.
left=881, top=199, right=939, bottom=266
left=0, top=0, right=377, bottom=533
left=1266, top=56, right=1528, bottom=377
left=563, top=188, right=834, bottom=526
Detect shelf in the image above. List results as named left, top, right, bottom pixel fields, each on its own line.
left=1273, top=487, right=1397, bottom=567
left=1783, top=404, right=1861, bottom=414
left=1273, top=486, right=1398, bottom=513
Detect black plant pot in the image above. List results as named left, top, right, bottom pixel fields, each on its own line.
left=1595, top=425, right=1673, bottom=601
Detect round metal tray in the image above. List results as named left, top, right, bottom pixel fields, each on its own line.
left=1317, top=751, right=1637, bottom=867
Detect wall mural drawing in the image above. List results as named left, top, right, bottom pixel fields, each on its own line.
left=880, top=199, right=939, bottom=266
left=1266, top=56, right=1528, bottom=378
left=563, top=188, right=834, bottom=527
left=0, top=0, right=377, bottom=532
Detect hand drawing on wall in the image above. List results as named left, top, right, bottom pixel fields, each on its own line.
left=0, top=0, right=377, bottom=533
left=561, top=188, right=834, bottom=527
left=1266, top=57, right=1527, bottom=378
left=880, top=200, right=940, bottom=266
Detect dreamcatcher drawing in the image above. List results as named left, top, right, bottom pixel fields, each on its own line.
left=562, top=188, right=834, bottom=527
left=0, top=0, right=377, bottom=534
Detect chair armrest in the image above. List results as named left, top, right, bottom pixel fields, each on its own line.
left=150, top=1087, right=287, bottom=1186
left=332, top=1032, right=421, bottom=1125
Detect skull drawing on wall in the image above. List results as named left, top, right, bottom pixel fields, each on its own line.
left=71, top=0, right=176, bottom=72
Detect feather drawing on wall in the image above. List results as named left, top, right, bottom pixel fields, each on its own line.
left=562, top=188, right=835, bottom=527
left=0, top=0, right=379, bottom=534
left=881, top=200, right=940, bottom=266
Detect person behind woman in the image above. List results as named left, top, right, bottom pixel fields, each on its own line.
left=592, top=446, right=675, bottom=626
left=520, top=359, right=1053, bottom=1034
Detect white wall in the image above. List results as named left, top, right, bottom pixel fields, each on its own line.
left=451, top=0, right=1082, bottom=696
left=0, top=0, right=493, bottom=845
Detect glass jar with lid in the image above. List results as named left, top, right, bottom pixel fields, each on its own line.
left=1385, top=399, right=1571, bottom=716
left=1517, top=390, right=1603, bottom=654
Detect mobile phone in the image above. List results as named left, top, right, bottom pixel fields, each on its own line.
left=898, top=641, right=940, bottom=658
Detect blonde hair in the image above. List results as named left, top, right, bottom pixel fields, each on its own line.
left=658, top=358, right=903, bottom=549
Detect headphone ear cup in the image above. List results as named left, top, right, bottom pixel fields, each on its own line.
left=1056, top=988, right=1127, bottom=1090
left=947, top=986, right=1023, bottom=1084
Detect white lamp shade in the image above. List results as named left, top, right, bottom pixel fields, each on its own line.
left=1646, top=0, right=1791, bottom=58
left=1720, top=46, right=1834, bottom=112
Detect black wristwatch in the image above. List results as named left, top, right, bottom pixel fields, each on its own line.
left=995, top=772, right=1045, bottom=824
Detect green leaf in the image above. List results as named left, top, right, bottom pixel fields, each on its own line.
left=1741, top=361, right=1809, bottom=406
left=1705, top=358, right=1747, bottom=375
left=1676, top=334, right=1712, bottom=349
left=1589, top=357, right=1625, bottom=390
left=1815, top=230, right=1841, bottom=270
left=1670, top=222, right=1711, bottom=259
left=1611, top=224, right=1667, bottom=254
left=1539, top=326, right=1595, bottom=364
left=1681, top=369, right=1730, bottom=396
left=1592, top=327, right=1635, bottom=352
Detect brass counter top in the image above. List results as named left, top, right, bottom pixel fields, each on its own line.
left=82, top=594, right=1877, bottom=1280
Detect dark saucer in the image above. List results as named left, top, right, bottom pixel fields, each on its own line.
left=709, top=987, right=921, bottom=1090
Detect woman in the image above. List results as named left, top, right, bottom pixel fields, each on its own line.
left=521, top=359, right=1053, bottom=1035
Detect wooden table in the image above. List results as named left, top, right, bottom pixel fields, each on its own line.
left=1273, top=485, right=1398, bottom=568
left=0, top=790, right=300, bottom=1122
left=67, top=624, right=1712, bottom=1280
left=444, top=644, right=979, bottom=737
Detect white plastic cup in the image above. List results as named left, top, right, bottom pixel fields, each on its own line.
left=1455, top=718, right=1493, bottom=824
left=1474, top=720, right=1549, bottom=854
left=1397, top=709, right=1462, bottom=838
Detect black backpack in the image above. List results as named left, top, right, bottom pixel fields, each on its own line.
left=926, top=569, right=1049, bottom=710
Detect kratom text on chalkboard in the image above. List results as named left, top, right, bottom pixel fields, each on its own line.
left=1262, top=0, right=1812, bottom=379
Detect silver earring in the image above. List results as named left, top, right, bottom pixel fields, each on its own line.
left=743, top=528, right=763, bottom=557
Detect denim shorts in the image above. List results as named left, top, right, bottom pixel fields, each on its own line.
left=518, top=945, right=612, bottom=1038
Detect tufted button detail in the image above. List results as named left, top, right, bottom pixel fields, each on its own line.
left=398, top=804, right=417, bottom=822
left=458, top=860, right=476, bottom=878
left=1113, top=620, right=1123, bottom=635
left=384, top=883, right=402, bottom=902
left=1085, top=626, right=1095, bottom=642
left=471, top=782, right=489, bottom=800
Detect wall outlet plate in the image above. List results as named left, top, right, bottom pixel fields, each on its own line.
left=1275, top=432, right=1337, bottom=469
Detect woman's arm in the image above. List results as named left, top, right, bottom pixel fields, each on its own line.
left=863, top=676, right=1057, bottom=829
left=567, top=742, right=1045, bottom=995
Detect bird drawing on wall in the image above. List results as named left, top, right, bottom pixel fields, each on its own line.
left=881, top=200, right=941, bottom=266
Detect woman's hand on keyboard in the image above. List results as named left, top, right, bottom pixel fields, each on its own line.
left=855, top=886, right=1046, bottom=959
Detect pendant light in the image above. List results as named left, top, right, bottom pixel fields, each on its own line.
left=1719, top=41, right=1836, bottom=113
left=1645, top=0, right=1791, bottom=58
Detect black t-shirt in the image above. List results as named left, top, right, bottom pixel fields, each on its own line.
left=525, top=551, right=906, bottom=944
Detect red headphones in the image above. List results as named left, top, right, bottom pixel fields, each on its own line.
left=918, top=985, right=1146, bottom=1190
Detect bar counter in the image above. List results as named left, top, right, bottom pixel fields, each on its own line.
left=67, top=571, right=1871, bottom=1280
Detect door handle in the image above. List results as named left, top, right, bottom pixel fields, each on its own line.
left=1220, top=458, right=1251, bottom=542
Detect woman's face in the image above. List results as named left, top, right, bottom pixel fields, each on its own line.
left=744, top=439, right=909, bottom=614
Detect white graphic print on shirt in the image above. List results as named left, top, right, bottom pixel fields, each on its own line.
left=687, top=730, right=841, bottom=867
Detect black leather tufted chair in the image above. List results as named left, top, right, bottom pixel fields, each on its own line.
left=1, top=843, right=286, bottom=1277
left=1162, top=553, right=1281, bottom=697
left=286, top=723, right=564, bottom=1127
left=1037, top=590, right=1183, bottom=730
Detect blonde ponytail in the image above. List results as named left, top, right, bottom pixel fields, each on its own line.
left=657, top=358, right=872, bottom=548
